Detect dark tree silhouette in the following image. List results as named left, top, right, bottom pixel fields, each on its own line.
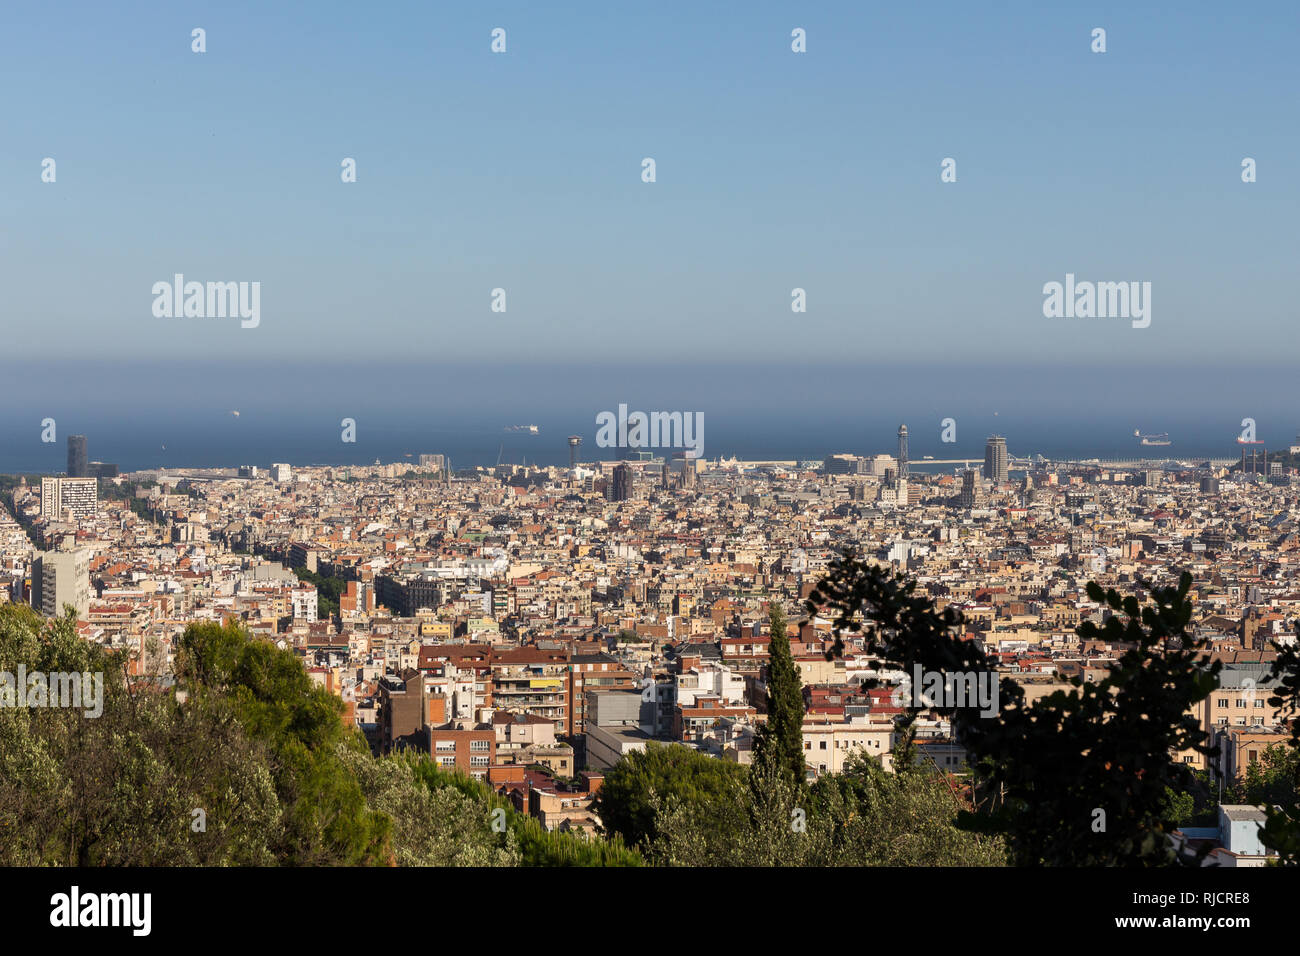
left=808, top=551, right=1221, bottom=865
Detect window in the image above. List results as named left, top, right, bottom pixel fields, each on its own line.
left=470, top=739, right=490, bottom=751
left=819, top=741, right=827, bottom=750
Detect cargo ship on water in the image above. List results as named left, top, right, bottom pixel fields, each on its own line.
left=1134, top=430, right=1172, bottom=446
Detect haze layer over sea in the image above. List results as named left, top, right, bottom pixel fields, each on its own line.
left=0, top=360, right=1290, bottom=473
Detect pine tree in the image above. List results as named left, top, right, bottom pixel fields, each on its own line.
left=752, top=603, right=806, bottom=794
left=809, top=555, right=1224, bottom=866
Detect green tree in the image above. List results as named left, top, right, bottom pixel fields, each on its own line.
left=646, top=755, right=805, bottom=866
left=342, top=749, right=518, bottom=866
left=751, top=603, right=805, bottom=796
left=1161, top=787, right=1196, bottom=829
left=0, top=605, right=647, bottom=867
left=808, top=554, right=1220, bottom=866
left=646, top=751, right=1005, bottom=867
left=1229, top=744, right=1300, bottom=807
left=0, top=604, right=282, bottom=866
left=1259, top=636, right=1300, bottom=863
left=806, top=753, right=1007, bottom=866
left=176, top=620, right=391, bottom=865
left=291, top=567, right=345, bottom=619
left=592, top=741, right=748, bottom=851
left=407, top=757, right=642, bottom=865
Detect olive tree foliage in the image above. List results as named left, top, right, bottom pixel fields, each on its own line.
left=645, top=751, right=1006, bottom=867
left=0, top=604, right=281, bottom=865
left=0, top=604, right=631, bottom=867
left=340, top=748, right=519, bottom=867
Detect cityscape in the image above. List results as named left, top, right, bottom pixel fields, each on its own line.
left=4, top=424, right=1299, bottom=869
left=4, top=0, right=1298, bottom=936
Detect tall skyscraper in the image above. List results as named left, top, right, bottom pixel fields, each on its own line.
left=567, top=436, right=582, bottom=470
left=67, top=435, right=88, bottom=478
left=610, top=463, right=632, bottom=501
left=984, top=435, right=1008, bottom=485
left=897, top=424, right=909, bottom=480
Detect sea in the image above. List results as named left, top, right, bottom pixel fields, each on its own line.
left=0, top=360, right=1292, bottom=474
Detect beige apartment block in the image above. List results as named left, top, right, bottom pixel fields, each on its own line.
left=801, top=718, right=893, bottom=778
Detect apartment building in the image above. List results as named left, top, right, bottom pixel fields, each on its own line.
left=801, top=717, right=894, bottom=777
left=567, top=650, right=637, bottom=736
left=491, top=647, right=570, bottom=732
left=40, top=477, right=97, bottom=522
left=429, top=721, right=496, bottom=780
left=31, top=549, right=91, bottom=618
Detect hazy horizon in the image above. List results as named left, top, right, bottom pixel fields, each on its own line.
left=1, top=358, right=1294, bottom=473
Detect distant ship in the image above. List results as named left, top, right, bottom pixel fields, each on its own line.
left=505, top=424, right=540, bottom=434
left=1135, top=429, right=1171, bottom=446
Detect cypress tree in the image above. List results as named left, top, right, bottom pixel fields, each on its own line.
left=752, top=604, right=806, bottom=793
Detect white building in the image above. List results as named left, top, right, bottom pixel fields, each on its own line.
left=40, top=477, right=97, bottom=521
left=676, top=662, right=747, bottom=707
left=290, top=585, right=318, bottom=622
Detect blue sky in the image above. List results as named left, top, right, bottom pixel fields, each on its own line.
left=2, top=0, right=1296, bottom=366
